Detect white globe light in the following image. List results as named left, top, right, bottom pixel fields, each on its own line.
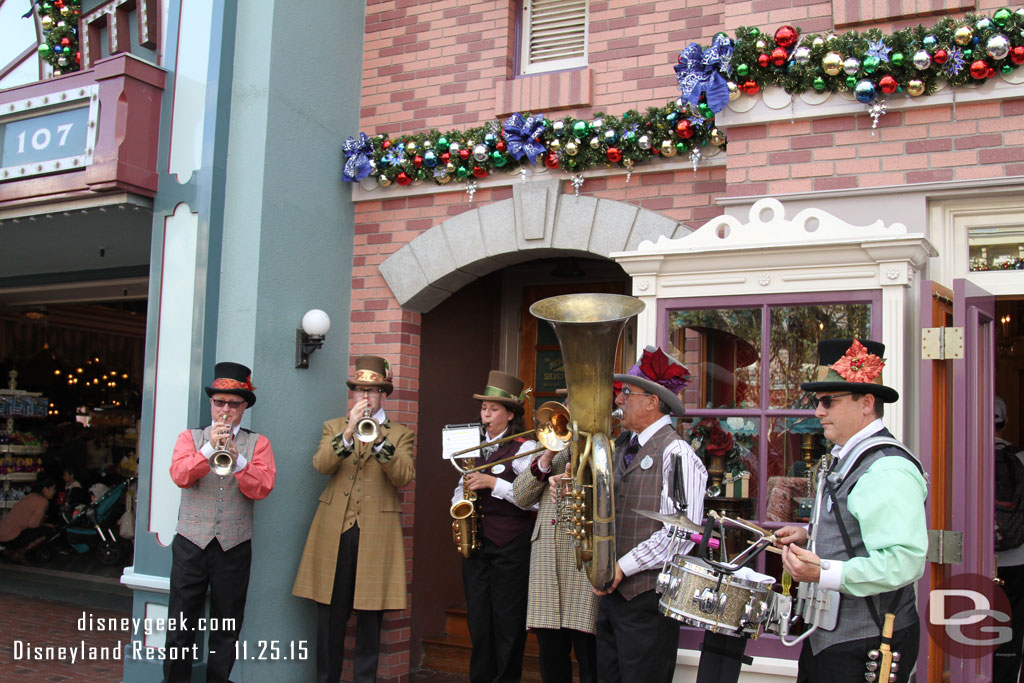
left=301, top=309, right=331, bottom=336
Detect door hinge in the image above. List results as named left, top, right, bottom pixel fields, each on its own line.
left=921, top=327, right=965, bottom=360
left=926, top=529, right=963, bottom=564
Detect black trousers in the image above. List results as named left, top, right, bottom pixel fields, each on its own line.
left=596, top=589, right=679, bottom=683
left=797, top=623, right=919, bottom=683
left=163, top=535, right=251, bottom=683
left=995, top=563, right=1024, bottom=683
left=3, top=525, right=48, bottom=549
left=535, top=627, right=597, bottom=683
left=462, top=531, right=531, bottom=683
left=696, top=631, right=748, bottom=683
left=316, top=524, right=384, bottom=683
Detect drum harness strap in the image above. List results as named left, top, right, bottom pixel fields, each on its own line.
left=820, top=436, right=924, bottom=637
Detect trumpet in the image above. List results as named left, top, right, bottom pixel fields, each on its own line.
left=355, top=404, right=380, bottom=443
left=209, top=412, right=238, bottom=476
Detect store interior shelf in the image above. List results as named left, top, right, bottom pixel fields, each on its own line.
left=0, top=472, right=38, bottom=482
left=0, top=444, right=45, bottom=455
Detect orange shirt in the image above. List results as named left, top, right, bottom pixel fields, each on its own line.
left=0, top=492, right=48, bottom=542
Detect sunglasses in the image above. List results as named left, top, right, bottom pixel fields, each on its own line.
left=810, top=392, right=855, bottom=410
left=211, top=398, right=246, bottom=409
left=620, top=387, right=652, bottom=399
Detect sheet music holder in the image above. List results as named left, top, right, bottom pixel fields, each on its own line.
left=442, top=423, right=481, bottom=461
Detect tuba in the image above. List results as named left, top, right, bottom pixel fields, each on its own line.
left=529, top=293, right=644, bottom=590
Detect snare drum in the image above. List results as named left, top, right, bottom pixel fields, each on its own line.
left=656, top=557, right=776, bottom=635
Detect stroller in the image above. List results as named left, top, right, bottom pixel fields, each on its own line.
left=40, top=476, right=136, bottom=566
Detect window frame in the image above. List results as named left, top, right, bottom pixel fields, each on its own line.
left=518, top=0, right=589, bottom=76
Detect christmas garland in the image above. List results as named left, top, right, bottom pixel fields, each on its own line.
left=342, top=7, right=1024, bottom=191
left=32, top=0, right=82, bottom=75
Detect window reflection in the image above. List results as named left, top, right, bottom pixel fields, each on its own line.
left=765, top=417, right=827, bottom=523
left=668, top=309, right=761, bottom=410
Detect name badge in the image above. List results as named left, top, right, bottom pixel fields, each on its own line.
left=640, top=455, right=654, bottom=470
left=491, top=464, right=506, bottom=475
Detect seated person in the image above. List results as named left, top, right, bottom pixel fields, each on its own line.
left=0, top=476, right=57, bottom=564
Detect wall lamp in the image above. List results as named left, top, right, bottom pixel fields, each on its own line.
left=296, top=309, right=331, bottom=369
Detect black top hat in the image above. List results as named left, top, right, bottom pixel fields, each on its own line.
left=800, top=338, right=899, bottom=403
left=205, top=362, right=257, bottom=406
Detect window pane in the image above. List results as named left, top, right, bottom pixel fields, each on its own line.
left=683, top=416, right=759, bottom=501
left=969, top=225, right=1024, bottom=271
left=765, top=417, right=827, bottom=523
left=668, top=308, right=761, bottom=410
left=768, top=304, right=871, bottom=409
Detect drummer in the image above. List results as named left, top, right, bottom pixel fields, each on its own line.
left=593, top=347, right=707, bottom=683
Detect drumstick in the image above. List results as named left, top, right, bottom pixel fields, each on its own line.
left=747, top=539, right=821, bottom=566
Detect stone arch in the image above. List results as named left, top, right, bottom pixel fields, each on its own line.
left=379, top=179, right=692, bottom=313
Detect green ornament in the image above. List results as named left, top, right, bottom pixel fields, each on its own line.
left=863, top=55, right=880, bottom=73
left=675, top=141, right=687, bottom=154
left=38, top=44, right=51, bottom=55
left=491, top=151, right=507, bottom=167
left=698, top=103, right=712, bottom=118
left=572, top=120, right=589, bottom=136
left=846, top=75, right=857, bottom=88
left=736, top=63, right=750, bottom=77
left=891, top=52, right=904, bottom=66
left=438, top=136, right=449, bottom=148
left=813, top=76, right=826, bottom=91
left=42, top=2, right=52, bottom=9
left=666, top=110, right=679, bottom=124
left=963, top=49, right=972, bottom=59
left=993, top=8, right=1012, bottom=26
left=1002, top=63, right=1014, bottom=74
left=749, top=27, right=760, bottom=36
left=456, top=166, right=469, bottom=179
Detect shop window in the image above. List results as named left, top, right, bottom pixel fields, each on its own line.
left=666, top=297, right=873, bottom=528
left=519, top=0, right=588, bottom=75
left=968, top=224, right=1024, bottom=272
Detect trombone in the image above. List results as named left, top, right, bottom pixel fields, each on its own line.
left=449, top=401, right=575, bottom=475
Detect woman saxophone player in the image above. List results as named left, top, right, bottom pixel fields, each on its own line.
left=451, top=370, right=541, bottom=683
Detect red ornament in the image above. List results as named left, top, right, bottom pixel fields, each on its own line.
left=459, top=148, right=470, bottom=161
left=544, top=152, right=559, bottom=169
left=382, top=139, right=392, bottom=150
left=770, top=47, right=788, bottom=67
left=1011, top=46, right=1024, bottom=65
left=75, top=51, right=80, bottom=64
left=413, top=155, right=423, bottom=168
left=61, top=37, right=70, bottom=46
left=396, top=172, right=411, bottom=186
left=651, top=146, right=660, bottom=155
left=774, top=25, right=798, bottom=49
left=440, top=152, right=451, bottom=164
left=495, top=140, right=507, bottom=152
left=741, top=80, right=760, bottom=95
left=606, top=147, right=623, bottom=163
left=54, top=0, right=63, bottom=6
left=472, top=166, right=488, bottom=178
left=986, top=66, right=996, bottom=79
left=970, top=59, right=989, bottom=80
left=933, top=49, right=948, bottom=65
left=879, top=75, right=898, bottom=94
left=675, top=120, right=694, bottom=139
left=757, top=53, right=770, bottom=68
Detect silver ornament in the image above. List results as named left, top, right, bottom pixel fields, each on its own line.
left=794, top=46, right=811, bottom=64
left=638, top=135, right=652, bottom=150
left=812, top=36, right=825, bottom=48
left=473, top=144, right=489, bottom=163
left=912, top=50, right=932, bottom=70
left=987, top=34, right=1011, bottom=60
left=449, top=142, right=460, bottom=154
left=727, top=81, right=740, bottom=100
left=756, top=39, right=767, bottom=51
left=843, top=57, right=861, bottom=75
left=591, top=118, right=604, bottom=132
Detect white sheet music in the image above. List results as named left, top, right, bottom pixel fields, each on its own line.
left=442, top=424, right=481, bottom=460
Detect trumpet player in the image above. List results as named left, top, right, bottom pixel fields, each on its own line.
left=292, top=355, right=414, bottom=683
left=451, top=370, right=539, bottom=683
left=166, top=362, right=276, bottom=683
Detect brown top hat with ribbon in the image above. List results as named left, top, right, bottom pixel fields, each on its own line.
left=204, top=362, right=257, bottom=407
left=613, top=346, right=690, bottom=417
left=473, top=370, right=529, bottom=415
left=800, top=338, right=899, bottom=403
left=345, top=355, right=394, bottom=395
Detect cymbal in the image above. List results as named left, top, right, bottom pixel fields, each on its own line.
left=634, top=509, right=705, bottom=534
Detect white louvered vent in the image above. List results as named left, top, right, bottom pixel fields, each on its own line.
left=521, top=0, right=588, bottom=75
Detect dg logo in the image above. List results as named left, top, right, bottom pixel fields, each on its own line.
left=926, top=572, right=1012, bottom=659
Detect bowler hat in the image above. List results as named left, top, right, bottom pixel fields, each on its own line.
left=205, top=362, right=257, bottom=406
left=800, top=338, right=899, bottom=403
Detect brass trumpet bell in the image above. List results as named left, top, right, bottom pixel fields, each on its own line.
left=209, top=449, right=239, bottom=476
left=535, top=401, right=573, bottom=452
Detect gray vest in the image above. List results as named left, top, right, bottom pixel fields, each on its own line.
left=175, top=427, right=259, bottom=551
left=614, top=424, right=678, bottom=600
left=809, top=435, right=923, bottom=654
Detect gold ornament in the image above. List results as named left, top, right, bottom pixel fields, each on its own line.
left=954, top=26, right=973, bottom=45
left=710, top=128, right=726, bottom=146
left=406, top=141, right=417, bottom=153
left=378, top=174, right=392, bottom=187
left=907, top=79, right=925, bottom=96
left=623, top=158, right=634, bottom=168
left=549, top=139, right=561, bottom=151
left=822, top=52, right=843, bottom=76
left=423, top=140, right=433, bottom=150
left=661, top=140, right=677, bottom=157
left=446, top=162, right=456, bottom=173
left=435, top=173, right=451, bottom=184
left=565, top=140, right=579, bottom=156
left=590, top=136, right=601, bottom=149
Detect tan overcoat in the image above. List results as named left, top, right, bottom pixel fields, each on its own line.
left=512, top=449, right=599, bottom=633
left=292, top=416, right=415, bottom=610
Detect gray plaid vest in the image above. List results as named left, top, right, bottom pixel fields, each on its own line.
left=808, top=433, right=922, bottom=654
left=613, top=424, right=678, bottom=600
left=175, top=427, right=259, bottom=551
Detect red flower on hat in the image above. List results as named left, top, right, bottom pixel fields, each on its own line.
left=830, top=339, right=885, bottom=383
left=637, top=347, right=691, bottom=394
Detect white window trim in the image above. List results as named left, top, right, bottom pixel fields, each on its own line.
left=520, top=0, right=588, bottom=76
left=929, top=195, right=1024, bottom=296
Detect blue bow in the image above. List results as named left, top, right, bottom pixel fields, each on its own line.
left=341, top=133, right=374, bottom=182
left=673, top=34, right=734, bottom=115
left=503, top=113, right=546, bottom=166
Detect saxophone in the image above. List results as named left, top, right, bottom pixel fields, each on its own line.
left=450, top=459, right=481, bottom=557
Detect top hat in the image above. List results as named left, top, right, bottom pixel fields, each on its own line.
left=800, top=338, right=899, bottom=403
left=205, top=362, right=257, bottom=406
left=473, top=370, right=529, bottom=414
left=613, top=346, right=689, bottom=417
left=345, top=356, right=394, bottom=395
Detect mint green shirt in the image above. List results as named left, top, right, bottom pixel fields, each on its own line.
left=816, top=420, right=929, bottom=597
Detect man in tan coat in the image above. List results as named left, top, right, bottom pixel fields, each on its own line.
left=292, top=356, right=415, bottom=683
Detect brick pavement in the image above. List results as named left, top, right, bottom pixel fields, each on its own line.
left=0, top=591, right=129, bottom=682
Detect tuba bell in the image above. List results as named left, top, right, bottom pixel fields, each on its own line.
left=529, top=293, right=644, bottom=591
